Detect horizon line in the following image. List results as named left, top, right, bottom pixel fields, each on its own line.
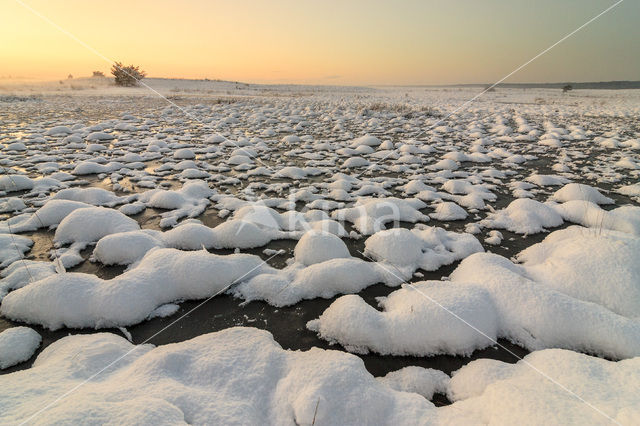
left=2, top=75, right=640, bottom=89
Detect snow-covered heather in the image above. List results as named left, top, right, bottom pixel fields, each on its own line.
left=0, top=83, right=639, bottom=422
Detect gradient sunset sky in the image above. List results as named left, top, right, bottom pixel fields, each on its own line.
left=1, top=0, right=638, bottom=85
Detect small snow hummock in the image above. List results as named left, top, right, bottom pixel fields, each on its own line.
left=293, top=231, right=351, bottom=266
left=54, top=206, right=140, bottom=245
left=550, top=183, right=614, bottom=204
left=1, top=248, right=273, bottom=329
left=307, top=283, right=499, bottom=356
left=378, top=366, right=450, bottom=400
left=482, top=198, right=564, bottom=234
left=0, top=234, right=33, bottom=268
left=332, top=197, right=429, bottom=235
left=429, top=201, right=468, bottom=221
left=484, top=230, right=503, bottom=245
left=443, top=349, right=640, bottom=424
left=554, top=201, right=640, bottom=235
left=363, top=226, right=483, bottom=272
left=0, top=327, right=41, bottom=369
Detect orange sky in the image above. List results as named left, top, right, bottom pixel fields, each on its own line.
left=1, top=0, right=638, bottom=85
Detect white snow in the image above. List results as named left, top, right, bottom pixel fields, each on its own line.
left=444, top=349, right=640, bottom=424
left=54, top=207, right=140, bottom=245
left=307, top=283, right=499, bottom=356
left=554, top=201, right=640, bottom=235
left=0, top=200, right=91, bottom=233
left=430, top=201, right=468, bottom=221
left=1, top=248, right=273, bottom=329
left=0, top=328, right=441, bottom=424
left=310, top=226, right=640, bottom=359
left=332, top=197, right=429, bottom=235
left=482, top=198, right=564, bottom=234
left=2, top=82, right=640, bottom=424
left=52, top=187, right=130, bottom=207
left=0, top=234, right=32, bottom=268
left=378, top=366, right=450, bottom=400
left=363, top=226, right=483, bottom=272
left=550, top=183, right=614, bottom=204
left=0, top=327, right=41, bottom=369
left=293, top=231, right=351, bottom=266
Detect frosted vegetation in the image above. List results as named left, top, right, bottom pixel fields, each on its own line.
left=0, top=82, right=639, bottom=423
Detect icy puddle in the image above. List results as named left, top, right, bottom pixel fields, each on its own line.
left=1, top=86, right=639, bottom=423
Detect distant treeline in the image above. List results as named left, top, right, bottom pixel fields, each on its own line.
left=459, top=81, right=640, bottom=90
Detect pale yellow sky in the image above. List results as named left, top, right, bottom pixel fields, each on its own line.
left=1, top=0, right=637, bottom=85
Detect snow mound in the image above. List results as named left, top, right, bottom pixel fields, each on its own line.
left=516, top=226, right=640, bottom=317
left=445, top=349, right=640, bottom=424
left=311, top=226, right=640, bottom=359
left=482, top=198, right=563, bottom=234
left=0, top=175, right=34, bottom=192
left=72, top=161, right=123, bottom=175
left=93, top=230, right=166, bottom=265
left=364, top=226, right=483, bottom=272
left=0, top=234, right=32, bottom=268
left=307, top=283, right=499, bottom=356
left=92, top=219, right=296, bottom=265
left=293, top=231, right=351, bottom=266
left=0, top=261, right=57, bottom=301
left=332, top=197, right=428, bottom=235
left=0, top=328, right=437, bottom=424
left=54, top=207, right=140, bottom=245
left=617, top=182, right=640, bottom=198
left=0, top=197, right=26, bottom=213
left=351, top=134, right=382, bottom=147
left=378, top=366, right=450, bottom=400
left=138, top=180, right=215, bottom=228
left=52, top=187, right=129, bottom=207
left=554, top=201, right=640, bottom=235
left=551, top=183, right=614, bottom=204
left=0, top=200, right=92, bottom=233
left=233, top=258, right=388, bottom=307
left=430, top=201, right=468, bottom=221
left=0, top=327, right=41, bottom=369
left=1, top=248, right=273, bottom=329
left=525, top=174, right=570, bottom=186
left=0, top=175, right=64, bottom=194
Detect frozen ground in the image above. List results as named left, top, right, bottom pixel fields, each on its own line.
left=0, top=79, right=639, bottom=424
